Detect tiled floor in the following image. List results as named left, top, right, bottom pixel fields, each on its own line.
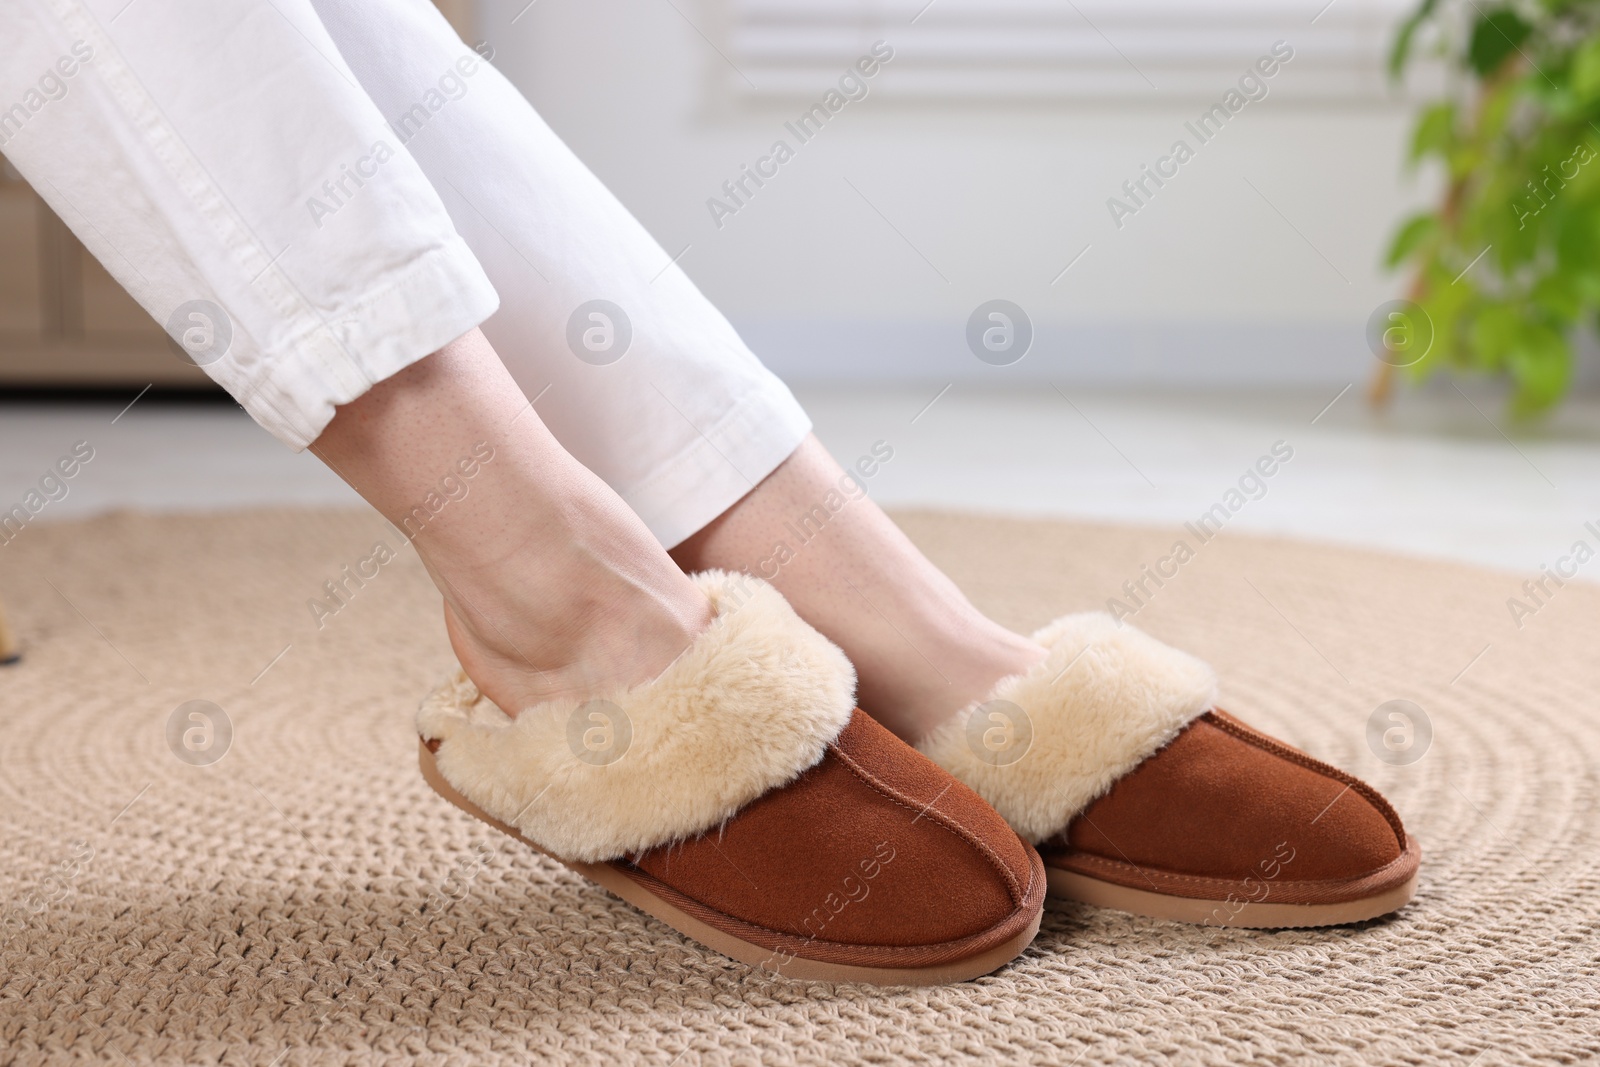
left=799, top=383, right=1600, bottom=580
left=2, top=383, right=1596, bottom=581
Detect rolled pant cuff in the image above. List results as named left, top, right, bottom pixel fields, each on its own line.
left=237, top=237, right=499, bottom=450
left=625, top=384, right=812, bottom=550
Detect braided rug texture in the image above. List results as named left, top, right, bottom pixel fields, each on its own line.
left=0, top=509, right=1596, bottom=1066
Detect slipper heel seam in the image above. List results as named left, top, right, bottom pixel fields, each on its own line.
left=827, top=743, right=1027, bottom=906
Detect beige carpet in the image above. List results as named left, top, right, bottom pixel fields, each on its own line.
left=1, top=509, right=1597, bottom=1066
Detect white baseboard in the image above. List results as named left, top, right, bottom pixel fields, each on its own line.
left=734, top=316, right=1371, bottom=386
left=736, top=314, right=1600, bottom=388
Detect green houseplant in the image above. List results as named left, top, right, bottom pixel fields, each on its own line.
left=1381, top=0, right=1600, bottom=414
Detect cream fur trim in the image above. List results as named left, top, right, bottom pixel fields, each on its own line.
left=916, top=613, right=1217, bottom=844
left=417, top=571, right=856, bottom=862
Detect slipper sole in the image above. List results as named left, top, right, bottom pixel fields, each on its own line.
left=1045, top=838, right=1422, bottom=928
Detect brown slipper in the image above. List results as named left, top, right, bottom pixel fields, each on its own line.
left=417, top=571, right=1044, bottom=984
left=916, top=613, right=1419, bottom=928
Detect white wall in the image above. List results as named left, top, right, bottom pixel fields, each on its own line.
left=477, top=0, right=1434, bottom=386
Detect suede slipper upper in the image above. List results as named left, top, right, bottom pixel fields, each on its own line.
left=916, top=612, right=1420, bottom=928
left=417, top=571, right=1044, bottom=983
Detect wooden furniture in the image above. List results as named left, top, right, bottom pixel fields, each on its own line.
left=0, top=158, right=210, bottom=390
left=0, top=595, right=16, bottom=664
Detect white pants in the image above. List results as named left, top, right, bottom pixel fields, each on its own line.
left=0, top=0, right=810, bottom=547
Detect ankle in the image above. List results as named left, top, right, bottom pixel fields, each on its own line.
left=857, top=614, right=1047, bottom=744
left=441, top=559, right=712, bottom=715
left=307, top=329, right=714, bottom=717
left=422, top=474, right=714, bottom=717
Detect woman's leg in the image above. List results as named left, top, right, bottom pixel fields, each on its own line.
left=671, top=436, right=1047, bottom=742
left=309, top=0, right=812, bottom=550
left=304, top=0, right=1040, bottom=739
left=3, top=0, right=715, bottom=717
left=311, top=326, right=712, bottom=716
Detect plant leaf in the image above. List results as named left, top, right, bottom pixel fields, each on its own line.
left=1469, top=302, right=1522, bottom=370
left=1467, top=8, right=1533, bottom=76
left=1507, top=325, right=1571, bottom=415
left=1571, top=36, right=1600, bottom=103
left=1385, top=213, right=1441, bottom=268
left=1556, top=205, right=1600, bottom=274
left=1532, top=273, right=1583, bottom=323
left=1409, top=101, right=1457, bottom=164
left=1389, top=0, right=1440, bottom=80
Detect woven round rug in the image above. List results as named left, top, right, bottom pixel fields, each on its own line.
left=0, top=508, right=1596, bottom=1066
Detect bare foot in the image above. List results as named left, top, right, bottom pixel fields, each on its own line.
left=313, top=328, right=713, bottom=717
